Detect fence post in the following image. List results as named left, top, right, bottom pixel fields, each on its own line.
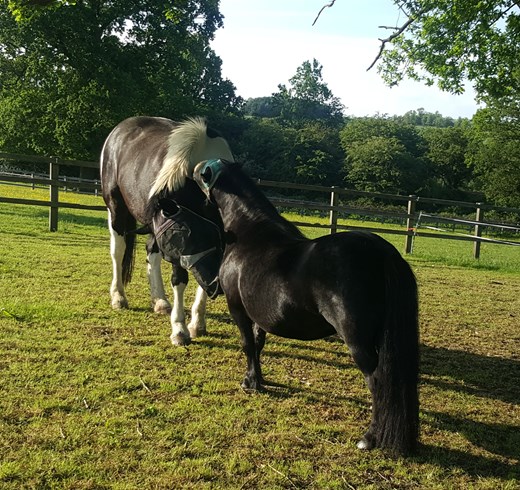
left=329, top=186, right=338, bottom=234
left=49, top=157, right=59, bottom=232
left=473, top=203, right=484, bottom=259
left=404, top=195, right=417, bottom=254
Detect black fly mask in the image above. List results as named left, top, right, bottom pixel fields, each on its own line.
left=153, top=198, right=223, bottom=299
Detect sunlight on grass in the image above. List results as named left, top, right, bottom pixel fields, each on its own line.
left=0, top=183, right=519, bottom=489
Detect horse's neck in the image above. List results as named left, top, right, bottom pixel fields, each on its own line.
left=216, top=187, right=303, bottom=241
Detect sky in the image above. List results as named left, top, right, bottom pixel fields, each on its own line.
left=211, top=0, right=481, bottom=119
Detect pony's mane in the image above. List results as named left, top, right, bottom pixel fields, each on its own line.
left=149, top=117, right=207, bottom=196
left=222, top=166, right=306, bottom=240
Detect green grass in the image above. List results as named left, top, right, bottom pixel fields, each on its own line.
left=0, top=184, right=519, bottom=489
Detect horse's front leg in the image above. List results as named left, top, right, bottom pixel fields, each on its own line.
left=146, top=236, right=171, bottom=314
left=253, top=323, right=266, bottom=367
left=187, top=286, right=207, bottom=339
left=169, top=264, right=191, bottom=346
left=231, top=308, right=263, bottom=391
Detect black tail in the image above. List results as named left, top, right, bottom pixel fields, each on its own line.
left=122, top=231, right=136, bottom=285
left=115, top=210, right=137, bottom=286
left=372, top=254, right=420, bottom=456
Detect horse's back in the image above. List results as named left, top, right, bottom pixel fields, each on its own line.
left=101, top=117, right=174, bottom=222
left=101, top=116, right=173, bottom=179
left=307, top=230, right=415, bottom=327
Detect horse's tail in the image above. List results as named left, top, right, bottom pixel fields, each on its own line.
left=149, top=117, right=234, bottom=197
left=373, top=253, right=419, bottom=456
left=122, top=230, right=136, bottom=286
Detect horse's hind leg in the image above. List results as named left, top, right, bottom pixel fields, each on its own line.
left=253, top=323, right=266, bottom=367
left=333, top=318, right=379, bottom=448
left=146, top=236, right=171, bottom=314
left=187, top=286, right=208, bottom=338
left=108, top=210, right=129, bottom=309
left=350, top=344, right=379, bottom=451
left=229, top=306, right=263, bottom=390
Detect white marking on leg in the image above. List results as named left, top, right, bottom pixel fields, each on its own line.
left=170, top=282, right=190, bottom=346
left=188, top=286, right=207, bottom=338
left=108, top=213, right=128, bottom=309
left=147, top=250, right=171, bottom=314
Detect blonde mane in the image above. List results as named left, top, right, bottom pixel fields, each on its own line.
left=149, top=117, right=233, bottom=196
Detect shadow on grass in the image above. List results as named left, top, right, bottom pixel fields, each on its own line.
left=1, top=207, right=107, bottom=228
left=421, top=345, right=520, bottom=406
left=418, top=344, right=520, bottom=476
left=416, top=440, right=519, bottom=481
left=424, top=410, right=519, bottom=461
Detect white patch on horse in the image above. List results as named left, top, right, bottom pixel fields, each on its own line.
left=149, top=117, right=234, bottom=196
left=147, top=249, right=171, bottom=314
left=108, top=210, right=128, bottom=309
left=188, top=285, right=208, bottom=338
left=170, top=282, right=191, bottom=346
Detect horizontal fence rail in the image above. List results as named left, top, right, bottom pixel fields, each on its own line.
left=1, top=152, right=519, bottom=258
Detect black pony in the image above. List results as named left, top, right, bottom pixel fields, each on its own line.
left=100, top=117, right=233, bottom=346
left=190, top=159, right=420, bottom=456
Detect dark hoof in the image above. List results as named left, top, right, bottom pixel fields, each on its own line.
left=241, top=379, right=264, bottom=392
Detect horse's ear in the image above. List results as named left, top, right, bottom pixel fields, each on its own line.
left=158, top=198, right=180, bottom=217
left=201, top=165, right=213, bottom=184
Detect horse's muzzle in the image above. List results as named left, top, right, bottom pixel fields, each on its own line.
left=153, top=200, right=224, bottom=298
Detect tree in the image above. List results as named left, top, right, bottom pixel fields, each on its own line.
left=237, top=118, right=343, bottom=187
left=467, top=97, right=520, bottom=207
left=243, top=97, right=280, bottom=118
left=376, top=0, right=520, bottom=99
left=392, top=108, right=458, bottom=128
left=340, top=117, right=429, bottom=194
left=315, top=1, right=520, bottom=100
left=272, top=59, right=344, bottom=126
left=0, top=1, right=240, bottom=160
left=290, top=122, right=343, bottom=185
left=420, top=126, right=471, bottom=198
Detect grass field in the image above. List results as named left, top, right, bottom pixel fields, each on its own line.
left=0, top=184, right=519, bottom=489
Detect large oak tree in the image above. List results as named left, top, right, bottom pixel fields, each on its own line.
left=0, top=0, right=240, bottom=159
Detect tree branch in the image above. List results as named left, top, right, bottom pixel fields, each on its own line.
left=312, top=0, right=336, bottom=26
left=366, top=9, right=426, bottom=72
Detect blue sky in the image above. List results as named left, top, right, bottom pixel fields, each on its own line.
left=211, top=0, right=481, bottom=118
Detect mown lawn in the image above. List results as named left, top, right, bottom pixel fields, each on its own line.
left=0, top=185, right=519, bottom=489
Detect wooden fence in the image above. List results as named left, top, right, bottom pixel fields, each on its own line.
left=1, top=152, right=519, bottom=258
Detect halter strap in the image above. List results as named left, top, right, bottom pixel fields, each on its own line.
left=180, top=247, right=218, bottom=270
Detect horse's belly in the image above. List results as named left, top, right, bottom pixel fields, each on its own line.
left=255, top=311, right=336, bottom=341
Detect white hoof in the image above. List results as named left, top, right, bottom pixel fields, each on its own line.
left=153, top=299, right=171, bottom=315
left=170, top=332, right=191, bottom=346
left=170, top=322, right=191, bottom=346
left=111, top=293, right=128, bottom=309
left=357, top=439, right=370, bottom=450
left=188, top=319, right=207, bottom=339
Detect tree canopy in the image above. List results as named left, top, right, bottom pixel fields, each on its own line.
left=0, top=0, right=240, bottom=159
left=315, top=1, right=520, bottom=100
left=272, top=59, right=345, bottom=126
left=467, top=96, right=520, bottom=207
left=375, top=0, right=520, bottom=100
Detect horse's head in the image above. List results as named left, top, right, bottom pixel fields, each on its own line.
left=193, top=159, right=237, bottom=199
left=153, top=197, right=223, bottom=298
